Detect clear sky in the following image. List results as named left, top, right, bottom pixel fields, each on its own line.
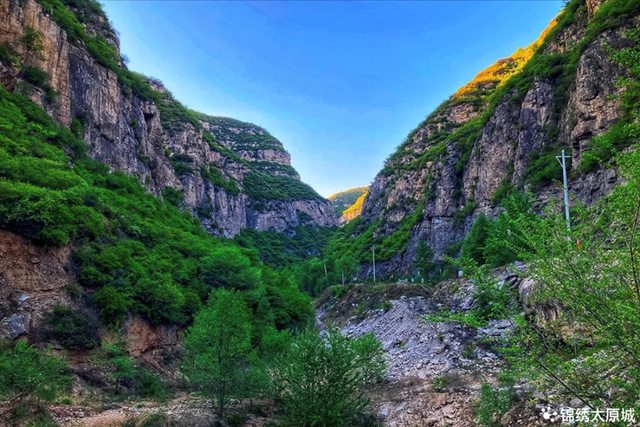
left=101, top=0, right=563, bottom=197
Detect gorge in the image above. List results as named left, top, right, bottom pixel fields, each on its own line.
left=0, top=0, right=639, bottom=426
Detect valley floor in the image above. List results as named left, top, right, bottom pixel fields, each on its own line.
left=315, top=278, right=543, bottom=427
left=12, top=275, right=553, bottom=427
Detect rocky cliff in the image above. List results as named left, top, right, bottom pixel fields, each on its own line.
left=0, top=0, right=337, bottom=238
left=351, top=0, right=638, bottom=276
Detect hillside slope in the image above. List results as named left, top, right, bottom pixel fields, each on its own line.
left=340, top=0, right=639, bottom=276
left=328, top=187, right=368, bottom=216
left=0, top=0, right=337, bottom=238
left=340, top=188, right=369, bottom=224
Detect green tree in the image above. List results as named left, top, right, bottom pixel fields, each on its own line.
left=498, top=151, right=640, bottom=409
left=201, top=246, right=261, bottom=291
left=44, top=306, right=100, bottom=349
left=414, top=240, right=435, bottom=279
left=335, top=255, right=358, bottom=285
left=0, top=340, right=70, bottom=403
left=183, top=289, right=253, bottom=416
left=461, top=214, right=490, bottom=266
left=272, top=329, right=386, bottom=427
left=484, top=192, right=536, bottom=267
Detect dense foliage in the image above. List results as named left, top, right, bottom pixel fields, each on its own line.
left=183, top=289, right=254, bottom=416
left=459, top=193, right=538, bottom=268
left=489, top=150, right=640, bottom=414
left=199, top=115, right=286, bottom=152
left=235, top=225, right=336, bottom=268
left=243, top=171, right=324, bottom=207
left=271, top=329, right=386, bottom=427
left=0, top=87, right=311, bottom=332
left=44, top=306, right=100, bottom=349
left=0, top=340, right=70, bottom=403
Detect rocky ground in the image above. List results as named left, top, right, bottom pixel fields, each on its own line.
left=43, top=395, right=275, bottom=427
left=315, top=271, right=548, bottom=427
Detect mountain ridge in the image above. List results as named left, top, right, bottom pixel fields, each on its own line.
left=0, top=0, right=338, bottom=238
left=329, top=0, right=639, bottom=277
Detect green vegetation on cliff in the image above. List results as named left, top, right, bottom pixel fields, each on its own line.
left=243, top=171, right=324, bottom=207
left=198, top=115, right=286, bottom=152
left=0, top=86, right=311, bottom=331
left=235, top=225, right=336, bottom=268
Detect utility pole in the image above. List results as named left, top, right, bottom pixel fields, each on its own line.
left=556, top=149, right=571, bottom=233
left=372, top=245, right=376, bottom=283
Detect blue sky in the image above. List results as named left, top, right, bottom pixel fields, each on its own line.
left=102, top=1, right=563, bottom=197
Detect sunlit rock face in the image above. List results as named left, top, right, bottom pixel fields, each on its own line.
left=353, top=1, right=635, bottom=277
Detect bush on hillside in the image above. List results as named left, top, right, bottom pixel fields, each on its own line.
left=44, top=306, right=100, bottom=349
left=0, top=340, right=70, bottom=403
left=272, top=329, right=386, bottom=427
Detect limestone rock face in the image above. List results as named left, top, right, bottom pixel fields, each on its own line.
left=353, top=2, right=637, bottom=277
left=0, top=230, right=73, bottom=340
left=0, top=0, right=337, bottom=238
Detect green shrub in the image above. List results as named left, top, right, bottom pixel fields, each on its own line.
left=0, top=42, right=20, bottom=66
left=201, top=246, right=261, bottom=291
left=21, top=66, right=51, bottom=88
left=44, top=306, right=100, bottom=349
left=460, top=214, right=490, bottom=266
left=25, top=411, right=58, bottom=427
left=139, top=412, right=169, bottom=427
left=139, top=370, right=171, bottom=400
left=453, top=202, right=476, bottom=227
left=272, top=329, right=386, bottom=427
left=161, top=186, right=184, bottom=207
left=377, top=205, right=423, bottom=261
left=227, top=414, right=244, bottom=427
left=22, top=27, right=45, bottom=59
left=414, top=240, right=435, bottom=280
left=201, top=165, right=240, bottom=196
left=581, top=122, right=640, bottom=173
left=463, top=343, right=476, bottom=359
left=432, top=375, right=450, bottom=392
left=476, top=383, right=516, bottom=427
left=90, top=285, right=131, bottom=326
left=523, top=145, right=566, bottom=190
left=0, top=340, right=70, bottom=402
left=491, top=181, right=515, bottom=204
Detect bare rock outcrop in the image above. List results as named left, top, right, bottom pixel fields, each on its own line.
left=0, top=230, right=73, bottom=340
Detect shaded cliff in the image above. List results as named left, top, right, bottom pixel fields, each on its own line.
left=0, top=0, right=337, bottom=238
left=342, top=0, right=639, bottom=277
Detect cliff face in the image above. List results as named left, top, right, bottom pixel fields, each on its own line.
left=0, top=0, right=337, bottom=238
left=355, top=0, right=638, bottom=276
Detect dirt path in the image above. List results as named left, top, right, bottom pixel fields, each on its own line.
left=49, top=394, right=212, bottom=427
